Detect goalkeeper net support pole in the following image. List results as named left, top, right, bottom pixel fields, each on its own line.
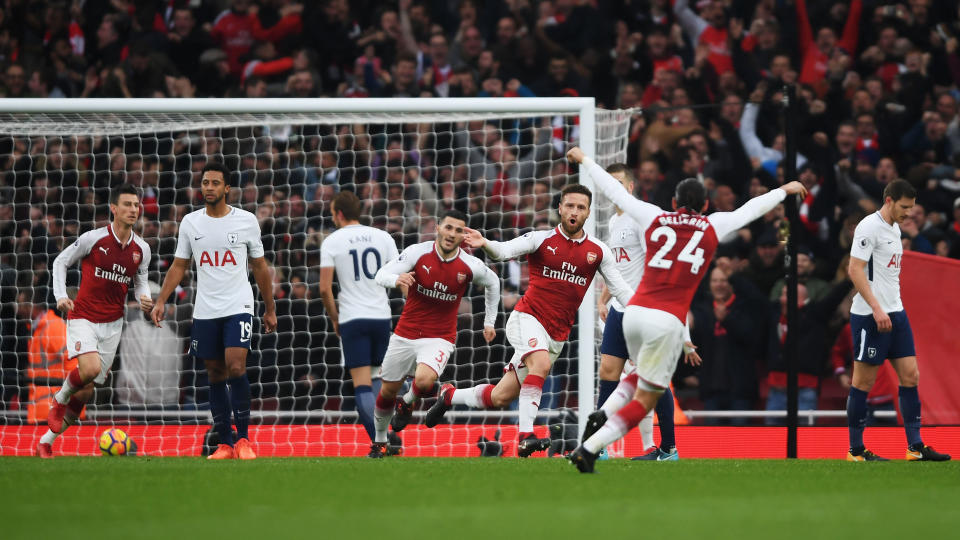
left=0, top=97, right=639, bottom=457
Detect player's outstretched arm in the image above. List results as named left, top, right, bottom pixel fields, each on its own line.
left=467, top=227, right=542, bottom=261
left=250, top=256, right=277, bottom=334
left=709, top=181, right=807, bottom=239
left=566, top=147, right=662, bottom=228
left=134, top=248, right=153, bottom=313
left=151, top=257, right=190, bottom=327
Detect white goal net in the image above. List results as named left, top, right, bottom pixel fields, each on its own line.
left=0, top=98, right=632, bottom=457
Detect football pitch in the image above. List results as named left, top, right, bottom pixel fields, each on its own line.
left=4, top=458, right=958, bottom=540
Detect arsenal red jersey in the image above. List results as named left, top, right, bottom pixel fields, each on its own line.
left=375, top=241, right=500, bottom=343
left=485, top=227, right=633, bottom=342
left=52, top=225, right=151, bottom=323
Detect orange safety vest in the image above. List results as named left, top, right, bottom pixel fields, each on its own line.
left=26, top=310, right=78, bottom=424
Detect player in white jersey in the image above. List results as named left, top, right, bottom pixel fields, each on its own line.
left=39, top=184, right=153, bottom=458
left=845, top=180, right=949, bottom=462
left=151, top=162, right=277, bottom=461
left=318, top=191, right=399, bottom=451
left=595, top=164, right=700, bottom=461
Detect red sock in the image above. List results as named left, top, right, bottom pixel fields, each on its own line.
left=412, top=382, right=436, bottom=399
left=66, top=368, right=84, bottom=390
left=615, top=400, right=649, bottom=431
left=522, top=374, right=545, bottom=391
left=67, top=396, right=85, bottom=417
left=622, top=373, right=638, bottom=387
left=480, top=384, right=495, bottom=408
left=375, top=394, right=395, bottom=411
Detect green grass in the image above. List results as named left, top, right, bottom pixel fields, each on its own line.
left=4, top=458, right=959, bottom=540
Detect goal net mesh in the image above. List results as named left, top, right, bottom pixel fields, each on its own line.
left=0, top=106, right=632, bottom=457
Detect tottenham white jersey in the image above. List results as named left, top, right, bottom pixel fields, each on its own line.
left=850, top=212, right=904, bottom=315
left=174, top=207, right=264, bottom=319
left=607, top=212, right=646, bottom=310
left=320, top=224, right=399, bottom=323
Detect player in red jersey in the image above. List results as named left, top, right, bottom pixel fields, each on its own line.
left=564, top=147, right=807, bottom=472
left=424, top=184, right=635, bottom=457
left=38, top=184, right=152, bottom=458
left=368, top=210, right=500, bottom=458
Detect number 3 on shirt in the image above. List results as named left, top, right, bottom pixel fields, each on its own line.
left=647, top=226, right=705, bottom=274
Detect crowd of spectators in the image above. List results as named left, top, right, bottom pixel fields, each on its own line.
left=3, top=0, right=960, bottom=422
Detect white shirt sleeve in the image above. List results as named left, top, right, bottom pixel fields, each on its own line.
left=173, top=218, right=193, bottom=260
left=674, top=0, right=708, bottom=44
left=134, top=238, right=152, bottom=300
left=582, top=156, right=662, bottom=231
left=319, top=233, right=338, bottom=268
left=482, top=230, right=544, bottom=261
left=375, top=242, right=423, bottom=288
left=597, top=242, right=634, bottom=307
left=52, top=230, right=97, bottom=301
left=709, top=188, right=787, bottom=239
left=849, top=221, right=875, bottom=262
left=247, top=214, right=265, bottom=259
left=466, top=258, right=501, bottom=328
left=738, top=102, right=766, bottom=161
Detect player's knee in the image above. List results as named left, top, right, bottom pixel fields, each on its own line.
left=598, top=359, right=623, bottom=381
left=899, top=368, right=919, bottom=387
left=413, top=375, right=435, bottom=395
left=226, top=364, right=246, bottom=379
left=524, top=356, right=550, bottom=377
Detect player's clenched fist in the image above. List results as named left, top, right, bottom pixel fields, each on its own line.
left=262, top=311, right=277, bottom=334
left=482, top=325, right=496, bottom=343
left=56, top=298, right=74, bottom=313
left=139, top=295, right=154, bottom=313
left=565, top=146, right=585, bottom=164
left=780, top=180, right=808, bottom=199
left=395, top=271, right=416, bottom=289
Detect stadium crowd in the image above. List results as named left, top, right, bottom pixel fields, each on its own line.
left=3, top=0, right=960, bottom=422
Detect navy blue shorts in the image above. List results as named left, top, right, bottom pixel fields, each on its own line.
left=191, top=313, right=253, bottom=360
left=850, top=310, right=915, bottom=365
left=339, top=318, right=391, bottom=370
left=600, top=307, right=630, bottom=359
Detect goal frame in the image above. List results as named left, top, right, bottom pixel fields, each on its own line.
left=0, top=97, right=600, bottom=438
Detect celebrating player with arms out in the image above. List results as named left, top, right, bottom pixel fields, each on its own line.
left=596, top=164, right=700, bottom=461
left=845, top=180, right=950, bottom=462
left=424, top=184, right=635, bottom=457
left=39, top=184, right=152, bottom=458
left=368, top=210, right=500, bottom=458
left=151, top=162, right=277, bottom=460
left=566, top=147, right=808, bottom=472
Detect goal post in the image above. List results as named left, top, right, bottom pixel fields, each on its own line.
left=0, top=97, right=633, bottom=456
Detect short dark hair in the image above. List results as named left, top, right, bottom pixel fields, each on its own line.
left=606, top=163, right=637, bottom=185
left=440, top=209, right=468, bottom=224
left=561, top=184, right=592, bottom=205
left=883, top=179, right=916, bottom=202
left=331, top=190, right=362, bottom=221
left=675, top=178, right=706, bottom=212
left=110, top=183, right=141, bottom=204
left=202, top=161, right=233, bottom=185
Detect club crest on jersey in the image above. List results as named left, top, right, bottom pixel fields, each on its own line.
left=586, top=252, right=597, bottom=264
left=227, top=232, right=240, bottom=245
left=528, top=338, right=538, bottom=347
left=75, top=341, right=81, bottom=352
left=132, top=251, right=140, bottom=264
left=457, top=272, right=467, bottom=283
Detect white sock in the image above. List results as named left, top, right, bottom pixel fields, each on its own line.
left=402, top=388, right=416, bottom=405
left=601, top=376, right=637, bottom=415
left=584, top=414, right=631, bottom=454
left=373, top=406, right=392, bottom=443
left=451, top=384, right=491, bottom=408
left=54, top=382, right=78, bottom=405
left=639, top=409, right=655, bottom=450
left=518, top=383, right=542, bottom=434
left=40, top=430, right=57, bottom=445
